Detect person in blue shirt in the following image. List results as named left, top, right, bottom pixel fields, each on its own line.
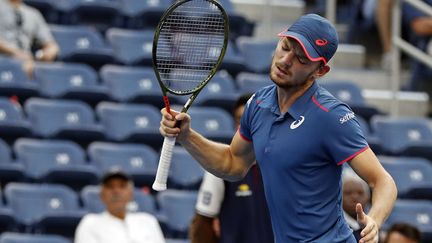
left=160, top=14, right=397, bottom=243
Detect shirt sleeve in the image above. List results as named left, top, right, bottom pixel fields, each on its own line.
left=239, top=93, right=256, bottom=141
left=323, top=104, right=369, bottom=166
left=195, top=172, right=225, bottom=217
left=32, top=9, right=54, bottom=46
left=74, top=215, right=99, bottom=243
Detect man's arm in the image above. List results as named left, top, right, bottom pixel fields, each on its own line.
left=36, top=41, right=59, bottom=62
left=349, top=148, right=397, bottom=243
left=160, top=108, right=256, bottom=181
left=411, top=17, right=432, bottom=36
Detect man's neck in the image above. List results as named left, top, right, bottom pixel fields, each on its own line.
left=108, top=211, right=127, bottom=220
left=277, top=80, right=314, bottom=114
left=8, top=0, right=21, bottom=7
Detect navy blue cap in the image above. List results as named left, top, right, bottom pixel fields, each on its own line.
left=278, top=14, right=339, bottom=65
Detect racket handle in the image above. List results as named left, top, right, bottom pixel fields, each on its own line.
left=152, top=136, right=176, bottom=191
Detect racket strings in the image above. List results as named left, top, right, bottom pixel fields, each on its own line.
left=155, top=0, right=226, bottom=93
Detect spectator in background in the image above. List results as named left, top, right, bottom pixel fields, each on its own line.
left=342, top=169, right=371, bottom=241
left=402, top=0, right=432, bottom=115
left=0, top=0, right=59, bottom=78
left=375, top=0, right=394, bottom=71
left=74, top=170, right=165, bottom=243
left=383, top=223, right=421, bottom=243
left=189, top=93, right=274, bottom=243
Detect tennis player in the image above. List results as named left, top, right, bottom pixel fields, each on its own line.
left=160, top=14, right=397, bottom=243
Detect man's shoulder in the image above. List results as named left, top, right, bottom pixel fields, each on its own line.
left=313, top=87, right=356, bottom=124
left=79, top=213, right=105, bottom=225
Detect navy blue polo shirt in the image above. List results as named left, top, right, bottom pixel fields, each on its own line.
left=239, top=81, right=368, bottom=243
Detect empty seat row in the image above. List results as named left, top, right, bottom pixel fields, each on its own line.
left=0, top=185, right=197, bottom=239
left=23, top=0, right=252, bottom=37
left=0, top=96, right=235, bottom=146
left=0, top=137, right=205, bottom=190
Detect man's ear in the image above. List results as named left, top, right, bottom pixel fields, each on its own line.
left=315, top=65, right=330, bottom=78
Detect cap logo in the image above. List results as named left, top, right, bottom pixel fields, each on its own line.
left=315, top=39, right=328, bottom=46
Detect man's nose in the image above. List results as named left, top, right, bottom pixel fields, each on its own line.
left=281, top=51, right=295, bottom=66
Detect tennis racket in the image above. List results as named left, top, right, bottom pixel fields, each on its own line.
left=151, top=0, right=229, bottom=191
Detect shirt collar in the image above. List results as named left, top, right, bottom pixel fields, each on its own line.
left=288, top=81, right=319, bottom=120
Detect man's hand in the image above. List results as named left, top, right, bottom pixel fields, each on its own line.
left=356, top=203, right=379, bottom=243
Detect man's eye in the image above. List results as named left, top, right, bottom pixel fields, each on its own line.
left=282, top=45, right=289, bottom=51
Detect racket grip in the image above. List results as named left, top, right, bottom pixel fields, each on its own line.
left=152, top=136, right=176, bottom=191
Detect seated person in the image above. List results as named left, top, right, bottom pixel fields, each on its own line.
left=383, top=223, right=421, bottom=243
left=75, top=170, right=165, bottom=243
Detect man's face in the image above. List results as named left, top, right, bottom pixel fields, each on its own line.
left=386, top=232, right=419, bottom=243
left=100, top=177, right=133, bottom=215
left=342, top=180, right=369, bottom=217
left=269, top=38, right=322, bottom=89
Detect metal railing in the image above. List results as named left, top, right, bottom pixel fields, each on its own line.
left=391, top=0, right=432, bottom=116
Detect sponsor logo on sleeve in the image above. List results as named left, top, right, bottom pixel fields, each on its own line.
left=340, top=112, right=355, bottom=124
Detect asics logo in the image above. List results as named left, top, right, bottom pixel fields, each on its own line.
left=290, top=116, right=305, bottom=129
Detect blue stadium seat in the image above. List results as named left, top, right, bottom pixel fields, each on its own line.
left=165, top=239, right=190, bottom=243
left=157, top=189, right=198, bottom=238
left=4, top=183, right=85, bottom=237
left=236, top=37, right=278, bottom=73
left=22, top=0, right=60, bottom=23
left=192, top=71, right=239, bottom=113
left=0, top=138, right=25, bottom=184
left=0, top=56, right=39, bottom=98
left=96, top=102, right=162, bottom=149
left=87, top=141, right=158, bottom=187
left=80, top=185, right=157, bottom=215
left=106, top=28, right=154, bottom=66
left=384, top=199, right=432, bottom=242
left=99, top=65, right=166, bottom=107
left=13, top=138, right=98, bottom=190
left=355, top=115, right=383, bottom=154
left=33, top=62, right=110, bottom=105
left=0, top=233, right=70, bottom=243
left=50, top=25, right=115, bottom=70
left=236, top=72, right=273, bottom=94
left=215, top=0, right=254, bottom=39
left=371, top=116, right=432, bottom=160
left=120, top=0, right=173, bottom=28
left=0, top=97, right=32, bottom=141
left=24, top=98, right=105, bottom=145
left=320, top=81, right=381, bottom=121
left=70, top=0, right=122, bottom=32
left=379, top=156, right=432, bottom=200
left=0, top=195, right=17, bottom=232
left=187, top=106, right=235, bottom=144
left=169, top=146, right=204, bottom=190
left=220, top=42, right=246, bottom=77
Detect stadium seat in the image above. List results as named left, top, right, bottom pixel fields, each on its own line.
left=192, top=71, right=239, bottom=113
left=80, top=185, right=157, bottom=215
left=236, top=72, right=272, bottom=94
left=0, top=97, right=32, bottom=142
left=320, top=81, right=381, bottom=121
left=70, top=0, right=122, bottom=32
left=106, top=28, right=154, bottom=66
left=384, top=199, right=432, bottom=243
left=87, top=142, right=158, bottom=187
left=96, top=102, right=162, bottom=149
left=50, top=25, right=115, bottom=70
left=23, top=0, right=78, bottom=24
left=4, top=183, right=85, bottom=237
left=370, top=116, right=432, bottom=160
left=13, top=138, right=99, bottom=190
left=0, top=197, right=17, bottom=232
left=236, top=37, right=278, bottom=73
left=33, top=62, right=110, bottom=105
left=0, top=56, right=39, bottom=98
left=220, top=42, right=247, bottom=77
left=168, top=146, right=204, bottom=190
left=187, top=106, right=235, bottom=144
left=355, top=115, right=383, bottom=154
left=379, top=156, right=432, bottom=200
left=0, top=232, right=70, bottom=243
left=99, top=65, right=166, bottom=107
left=0, top=138, right=25, bottom=184
left=157, top=189, right=198, bottom=238
left=120, top=0, right=173, bottom=28
left=24, top=98, right=105, bottom=145
left=165, top=239, right=190, bottom=243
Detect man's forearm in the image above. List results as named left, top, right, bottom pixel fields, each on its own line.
left=0, top=40, right=19, bottom=56
left=367, top=172, right=397, bottom=227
